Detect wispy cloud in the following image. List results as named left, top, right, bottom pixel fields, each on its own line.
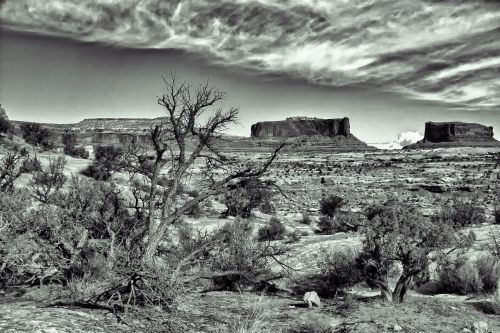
left=2, top=0, right=500, bottom=110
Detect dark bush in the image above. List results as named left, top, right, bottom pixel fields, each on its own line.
left=257, top=216, right=286, bottom=241
left=495, top=208, right=500, bottom=225
left=63, top=132, right=88, bottom=159
left=29, top=156, right=67, bottom=203
left=0, top=147, right=29, bottom=192
left=300, top=211, right=312, bottom=225
left=357, top=201, right=469, bottom=302
left=20, top=122, right=53, bottom=150
left=224, top=178, right=273, bottom=218
left=81, top=145, right=124, bottom=180
left=475, top=254, right=500, bottom=293
left=432, top=196, right=485, bottom=229
left=318, top=248, right=363, bottom=295
left=319, top=194, right=345, bottom=218
left=80, top=162, right=111, bottom=181
left=437, top=256, right=483, bottom=295
left=206, top=218, right=287, bottom=290
left=315, top=211, right=360, bottom=235
left=21, top=155, right=42, bottom=173
left=0, top=117, right=12, bottom=135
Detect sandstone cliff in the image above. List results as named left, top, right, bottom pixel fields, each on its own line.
left=250, top=117, right=374, bottom=151
left=251, top=117, right=350, bottom=139
left=405, top=121, right=500, bottom=149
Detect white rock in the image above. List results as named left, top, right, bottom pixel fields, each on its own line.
left=471, top=321, right=488, bottom=333
left=393, top=324, right=402, bottom=331
left=303, top=291, right=321, bottom=308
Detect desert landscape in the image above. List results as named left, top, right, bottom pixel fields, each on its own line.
left=1, top=1, right=500, bottom=332
left=1, top=100, right=499, bottom=333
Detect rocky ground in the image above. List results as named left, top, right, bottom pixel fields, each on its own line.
left=2, top=146, right=499, bottom=332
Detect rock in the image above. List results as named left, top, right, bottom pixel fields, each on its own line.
left=420, top=184, right=447, bottom=193
left=405, top=121, right=500, bottom=148
left=303, top=291, right=321, bottom=308
left=470, top=321, right=489, bottom=333
left=393, top=324, right=402, bottom=331
left=251, top=117, right=350, bottom=139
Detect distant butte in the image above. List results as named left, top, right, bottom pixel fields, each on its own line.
left=405, top=121, right=500, bottom=149
left=250, top=117, right=375, bottom=151
left=251, top=117, right=350, bottom=139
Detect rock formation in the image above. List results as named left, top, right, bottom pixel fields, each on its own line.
left=405, top=121, right=500, bottom=149
left=251, top=117, right=350, bottom=139
left=249, top=117, right=374, bottom=151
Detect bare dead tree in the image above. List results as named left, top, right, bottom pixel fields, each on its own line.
left=125, top=73, right=284, bottom=265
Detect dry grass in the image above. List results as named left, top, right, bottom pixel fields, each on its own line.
left=216, top=293, right=282, bottom=333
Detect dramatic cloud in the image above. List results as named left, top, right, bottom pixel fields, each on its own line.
left=371, top=131, right=423, bottom=149
left=2, top=0, right=500, bottom=110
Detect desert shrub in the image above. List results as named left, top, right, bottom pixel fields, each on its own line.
left=81, top=145, right=123, bottom=180
left=357, top=201, right=472, bottom=303
left=257, top=217, right=286, bottom=241
left=0, top=117, right=12, bottom=135
left=62, top=132, right=88, bottom=158
left=318, top=247, right=363, bottom=296
left=205, top=219, right=287, bottom=290
left=64, top=145, right=88, bottom=159
left=319, top=194, right=345, bottom=218
left=0, top=192, right=73, bottom=284
left=21, top=155, right=42, bottom=173
left=94, top=145, right=124, bottom=162
left=300, top=211, right=312, bottom=225
left=437, top=257, right=483, bottom=294
left=259, top=200, right=276, bottom=215
left=316, top=216, right=335, bottom=234
left=495, top=208, right=500, bottom=225
left=224, top=178, right=273, bottom=218
left=287, top=318, right=334, bottom=333
left=316, top=211, right=360, bottom=235
left=80, top=162, right=111, bottom=181
left=20, top=122, right=53, bottom=149
left=186, top=202, right=203, bottom=218
left=284, top=230, right=302, bottom=244
left=0, top=146, right=28, bottom=192
left=59, top=176, right=146, bottom=248
left=432, top=196, right=485, bottom=229
left=29, top=156, right=67, bottom=203
left=475, top=254, right=500, bottom=293
left=62, top=132, right=89, bottom=158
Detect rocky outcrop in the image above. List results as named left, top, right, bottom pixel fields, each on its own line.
left=405, top=121, right=500, bottom=149
left=251, top=117, right=350, bottom=139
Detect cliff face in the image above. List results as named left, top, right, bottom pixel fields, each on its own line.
left=423, top=122, right=495, bottom=143
left=405, top=121, right=499, bottom=149
left=251, top=117, right=350, bottom=139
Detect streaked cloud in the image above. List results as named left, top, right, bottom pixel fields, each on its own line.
left=1, top=0, right=500, bottom=111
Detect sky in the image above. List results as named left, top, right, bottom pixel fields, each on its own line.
left=1, top=0, right=499, bottom=143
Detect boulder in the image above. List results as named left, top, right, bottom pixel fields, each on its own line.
left=470, top=321, right=489, bottom=333
left=303, top=291, right=321, bottom=308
